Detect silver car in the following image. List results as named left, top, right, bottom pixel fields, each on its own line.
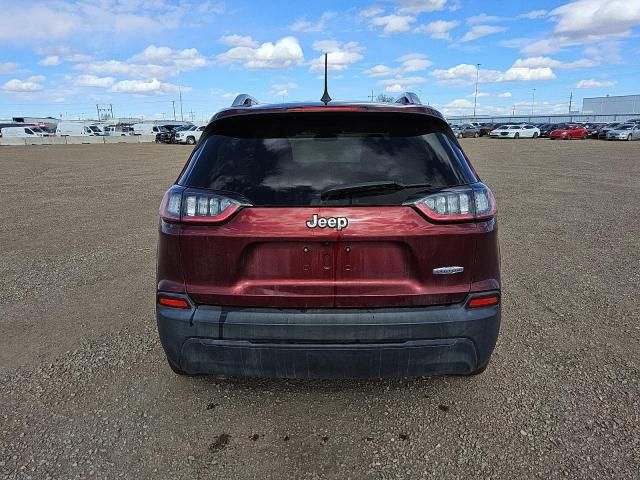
left=606, top=124, right=640, bottom=141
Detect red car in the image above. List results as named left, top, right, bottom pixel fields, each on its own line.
left=156, top=93, right=501, bottom=378
left=549, top=124, right=588, bottom=140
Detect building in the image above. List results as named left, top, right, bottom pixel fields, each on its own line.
left=582, top=95, right=640, bottom=115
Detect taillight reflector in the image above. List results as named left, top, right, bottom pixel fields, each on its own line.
left=467, top=295, right=500, bottom=309
left=158, top=296, right=190, bottom=309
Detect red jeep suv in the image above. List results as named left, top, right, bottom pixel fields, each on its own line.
left=156, top=93, right=501, bottom=378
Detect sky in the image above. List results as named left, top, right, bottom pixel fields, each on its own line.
left=0, top=0, right=639, bottom=122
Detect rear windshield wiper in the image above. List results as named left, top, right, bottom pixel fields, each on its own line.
left=320, top=181, right=432, bottom=200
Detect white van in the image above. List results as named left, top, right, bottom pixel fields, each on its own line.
left=56, top=122, right=94, bottom=136
left=1, top=126, right=46, bottom=138
left=132, top=123, right=163, bottom=135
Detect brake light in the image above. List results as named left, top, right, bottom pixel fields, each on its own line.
left=159, top=186, right=247, bottom=224
left=158, top=296, right=190, bottom=309
left=467, top=294, right=500, bottom=309
left=408, top=183, right=496, bottom=222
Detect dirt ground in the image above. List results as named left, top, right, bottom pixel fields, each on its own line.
left=1, top=140, right=638, bottom=479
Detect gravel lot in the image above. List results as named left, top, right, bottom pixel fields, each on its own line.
left=1, top=140, right=638, bottom=479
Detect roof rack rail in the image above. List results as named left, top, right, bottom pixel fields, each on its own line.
left=231, top=94, right=259, bottom=107
left=394, top=92, right=422, bottom=106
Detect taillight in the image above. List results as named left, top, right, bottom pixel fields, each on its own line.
left=407, top=183, right=496, bottom=223
left=159, top=186, right=247, bottom=224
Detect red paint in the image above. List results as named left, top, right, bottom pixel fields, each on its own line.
left=158, top=206, right=499, bottom=308
left=549, top=124, right=588, bottom=139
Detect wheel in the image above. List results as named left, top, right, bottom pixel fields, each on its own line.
left=456, top=132, right=462, bottom=138
left=532, top=132, right=538, bottom=139
left=628, top=134, right=632, bottom=141
left=582, top=134, right=587, bottom=140
left=514, top=133, right=519, bottom=139
left=474, top=132, right=479, bottom=138
left=186, top=136, right=196, bottom=145
left=155, top=138, right=160, bottom=143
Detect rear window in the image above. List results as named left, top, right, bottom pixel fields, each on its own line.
left=179, top=112, right=477, bottom=206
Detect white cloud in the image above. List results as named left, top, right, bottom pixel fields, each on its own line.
left=467, top=91, right=489, bottom=98
left=217, top=36, right=304, bottom=69
left=378, top=75, right=426, bottom=92
left=397, top=0, right=447, bottom=14
left=360, top=6, right=384, bottom=17
left=521, top=1, right=640, bottom=55
left=460, top=25, right=507, bottom=42
left=385, top=83, right=405, bottom=93
left=445, top=98, right=474, bottom=109
left=576, top=79, right=616, bottom=88
left=0, top=1, right=201, bottom=43
left=370, top=14, right=415, bottom=35
left=519, top=10, right=547, bottom=19
left=219, top=35, right=259, bottom=48
left=291, top=11, right=336, bottom=32
left=39, top=55, right=61, bottom=66
left=466, top=14, right=505, bottom=25
left=512, top=56, right=597, bottom=69
left=498, top=91, right=512, bottom=97
left=310, top=41, right=364, bottom=71
left=0, top=62, right=19, bottom=74
left=502, top=67, right=556, bottom=81
left=550, top=0, right=640, bottom=38
left=78, top=45, right=207, bottom=78
left=365, top=53, right=431, bottom=77
left=415, top=19, right=458, bottom=40
left=73, top=75, right=115, bottom=88
left=1, top=76, right=45, bottom=93
left=111, top=78, right=185, bottom=95
left=431, top=63, right=555, bottom=84
left=271, top=82, right=298, bottom=97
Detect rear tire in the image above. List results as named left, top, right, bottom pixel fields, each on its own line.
left=474, top=132, right=479, bottom=138
left=187, top=136, right=196, bottom=145
left=582, top=134, right=587, bottom=140
left=457, top=132, right=462, bottom=138
left=628, top=134, right=632, bottom=141
left=532, top=132, right=538, bottom=139
left=514, top=133, right=519, bottom=139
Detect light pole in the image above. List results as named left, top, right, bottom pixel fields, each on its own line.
left=531, top=88, right=536, bottom=116
left=473, top=63, right=481, bottom=119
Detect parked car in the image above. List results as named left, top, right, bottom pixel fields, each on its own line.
left=133, top=123, right=165, bottom=136
left=156, top=92, right=500, bottom=378
left=606, top=123, right=640, bottom=141
left=56, top=121, right=97, bottom=136
left=478, top=123, right=497, bottom=136
left=0, top=126, right=47, bottom=138
left=174, top=125, right=205, bottom=145
left=489, top=124, right=539, bottom=139
left=538, top=124, right=556, bottom=138
left=154, top=126, right=173, bottom=144
left=452, top=124, right=480, bottom=138
left=598, top=122, right=623, bottom=139
left=549, top=124, right=588, bottom=140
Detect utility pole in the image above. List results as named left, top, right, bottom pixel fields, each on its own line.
left=473, top=63, right=481, bottom=119
left=512, top=105, right=516, bottom=116
left=531, top=88, right=536, bottom=116
left=172, top=100, right=176, bottom=121
left=368, top=89, right=374, bottom=102
left=568, top=91, right=573, bottom=113
left=179, top=88, right=184, bottom=121
left=96, top=104, right=100, bottom=121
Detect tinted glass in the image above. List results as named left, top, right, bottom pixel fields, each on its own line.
left=180, top=112, right=477, bottom=206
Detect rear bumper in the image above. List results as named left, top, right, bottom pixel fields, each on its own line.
left=156, top=293, right=501, bottom=378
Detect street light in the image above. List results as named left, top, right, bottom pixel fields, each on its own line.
left=473, top=63, right=481, bottom=119
left=531, top=88, right=536, bottom=116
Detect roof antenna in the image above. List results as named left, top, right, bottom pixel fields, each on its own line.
left=320, top=53, right=332, bottom=105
